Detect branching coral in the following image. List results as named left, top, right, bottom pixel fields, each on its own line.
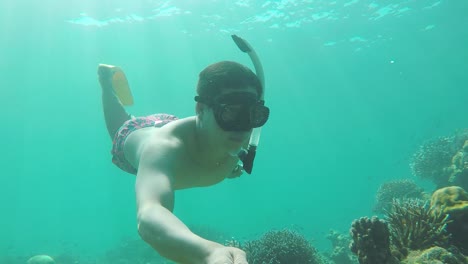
left=410, top=129, right=468, bottom=187
left=349, top=216, right=398, bottom=264
left=373, top=179, right=426, bottom=214
left=386, top=198, right=452, bottom=258
left=242, top=229, right=321, bottom=264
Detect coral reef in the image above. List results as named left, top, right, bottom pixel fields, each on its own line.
left=325, top=230, right=357, bottom=264
left=410, top=129, right=468, bottom=188
left=373, top=179, right=426, bottom=214
left=401, top=246, right=468, bottom=264
left=430, top=186, right=468, bottom=254
left=385, top=198, right=451, bottom=259
left=349, top=216, right=399, bottom=264
left=430, top=186, right=468, bottom=218
left=446, top=140, right=468, bottom=189
left=242, top=228, right=322, bottom=264
left=351, top=190, right=468, bottom=264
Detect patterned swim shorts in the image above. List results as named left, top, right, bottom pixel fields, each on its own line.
left=111, top=113, right=178, bottom=174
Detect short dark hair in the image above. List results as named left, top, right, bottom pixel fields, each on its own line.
left=196, top=61, right=262, bottom=99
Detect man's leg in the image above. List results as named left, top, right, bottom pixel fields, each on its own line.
left=98, top=65, right=132, bottom=140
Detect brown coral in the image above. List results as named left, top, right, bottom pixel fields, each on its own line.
left=430, top=186, right=468, bottom=254
left=431, top=186, right=468, bottom=217
left=401, top=246, right=468, bottom=264
left=349, top=216, right=399, bottom=264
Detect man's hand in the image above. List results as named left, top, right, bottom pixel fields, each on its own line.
left=205, top=246, right=248, bottom=264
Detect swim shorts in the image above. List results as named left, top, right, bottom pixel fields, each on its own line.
left=111, top=113, right=178, bottom=174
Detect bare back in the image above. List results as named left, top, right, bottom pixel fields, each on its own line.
left=123, top=117, right=239, bottom=189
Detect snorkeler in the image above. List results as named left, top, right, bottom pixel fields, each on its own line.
left=98, top=36, right=269, bottom=264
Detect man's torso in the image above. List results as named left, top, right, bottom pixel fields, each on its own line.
left=123, top=117, right=239, bottom=189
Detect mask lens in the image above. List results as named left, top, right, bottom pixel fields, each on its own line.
left=220, top=105, right=243, bottom=122
left=215, top=104, right=251, bottom=131
left=250, top=105, right=270, bottom=127
left=209, top=93, right=270, bottom=131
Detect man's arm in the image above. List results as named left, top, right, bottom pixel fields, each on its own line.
left=135, top=140, right=222, bottom=264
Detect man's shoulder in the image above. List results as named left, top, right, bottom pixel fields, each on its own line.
left=142, top=117, right=195, bottom=156
left=161, top=116, right=196, bottom=145
left=137, top=119, right=196, bottom=178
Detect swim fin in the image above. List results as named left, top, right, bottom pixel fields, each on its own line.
left=99, top=64, right=134, bottom=106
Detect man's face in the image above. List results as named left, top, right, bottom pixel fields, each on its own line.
left=202, top=87, right=259, bottom=152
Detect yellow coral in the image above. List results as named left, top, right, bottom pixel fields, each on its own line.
left=430, top=186, right=468, bottom=217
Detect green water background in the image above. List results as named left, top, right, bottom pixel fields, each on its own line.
left=1, top=0, right=467, bottom=259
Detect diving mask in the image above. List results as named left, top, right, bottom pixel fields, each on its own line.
left=195, top=92, right=270, bottom=132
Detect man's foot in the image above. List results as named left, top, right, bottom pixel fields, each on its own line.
left=98, top=64, right=134, bottom=106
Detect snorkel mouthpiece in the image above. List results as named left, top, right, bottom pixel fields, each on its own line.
left=238, top=146, right=256, bottom=174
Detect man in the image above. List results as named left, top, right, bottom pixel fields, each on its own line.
left=98, top=59, right=270, bottom=264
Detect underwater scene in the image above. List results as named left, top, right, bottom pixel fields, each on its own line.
left=1, top=0, right=468, bottom=263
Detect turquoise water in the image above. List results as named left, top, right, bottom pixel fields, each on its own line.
left=1, top=0, right=467, bottom=262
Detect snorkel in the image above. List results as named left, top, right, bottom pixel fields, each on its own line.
left=231, top=35, right=265, bottom=174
